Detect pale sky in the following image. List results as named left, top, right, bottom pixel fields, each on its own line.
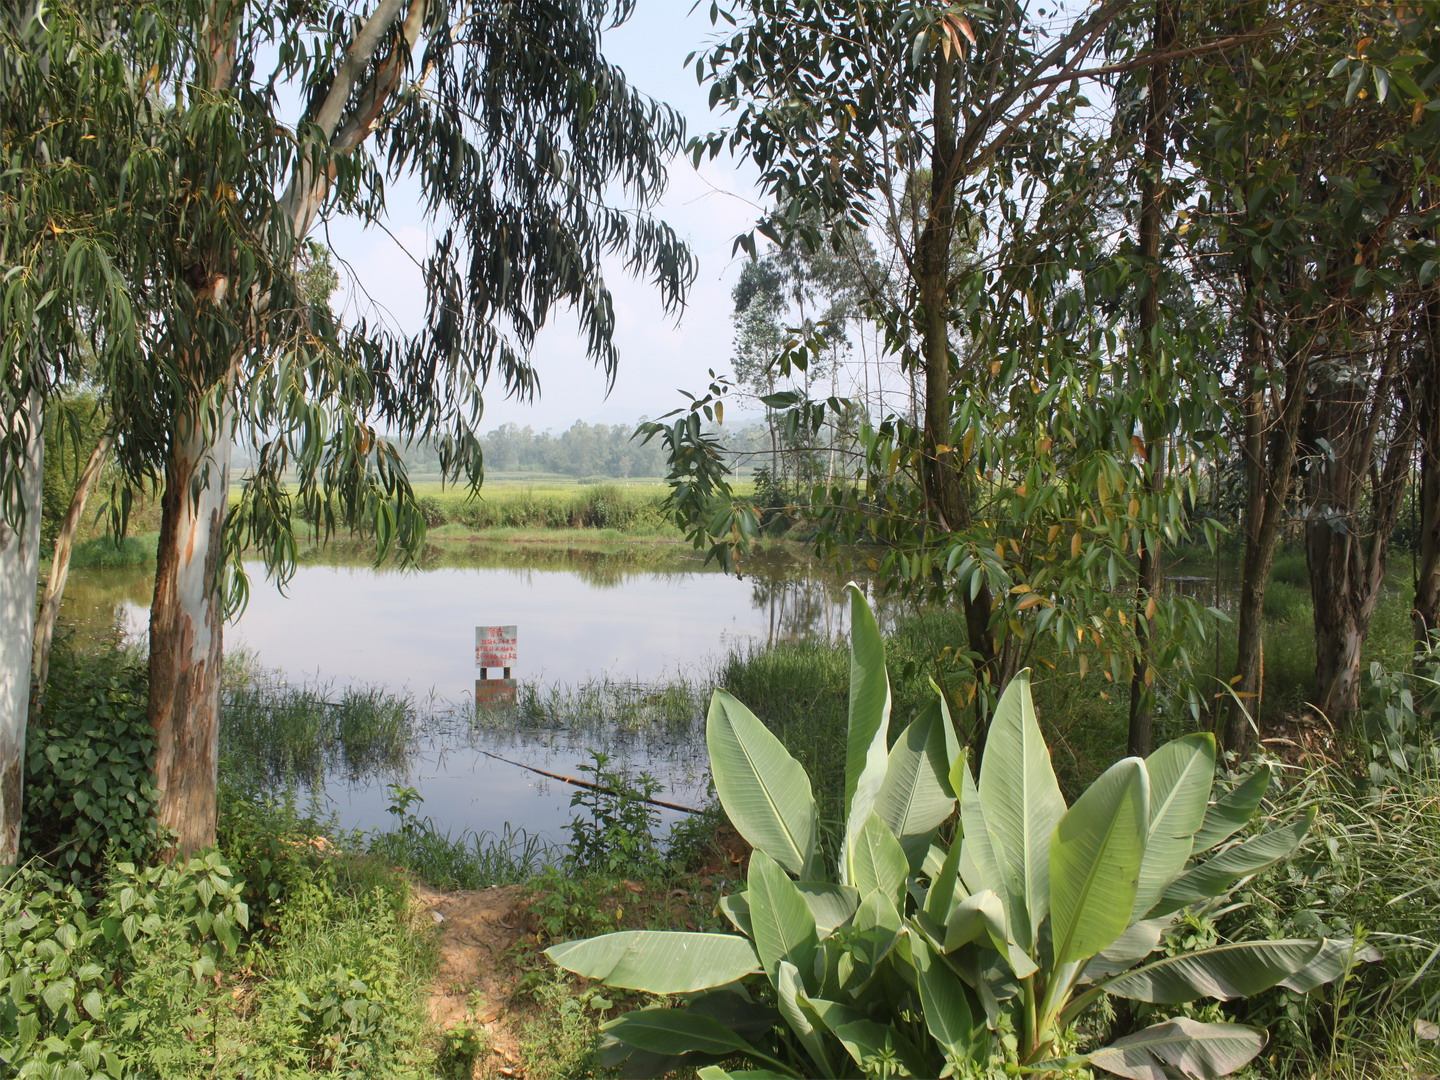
left=324, top=2, right=766, bottom=434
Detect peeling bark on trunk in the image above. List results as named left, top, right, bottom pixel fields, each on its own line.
left=0, top=392, right=43, bottom=868
left=148, top=398, right=232, bottom=858
left=31, top=429, right=113, bottom=704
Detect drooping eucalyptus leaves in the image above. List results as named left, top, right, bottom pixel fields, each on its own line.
left=548, top=585, right=1371, bottom=1079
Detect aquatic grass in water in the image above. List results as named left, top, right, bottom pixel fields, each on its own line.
left=220, top=672, right=418, bottom=790
left=466, top=674, right=710, bottom=753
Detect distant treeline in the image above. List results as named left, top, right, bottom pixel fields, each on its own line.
left=398, top=419, right=771, bottom=479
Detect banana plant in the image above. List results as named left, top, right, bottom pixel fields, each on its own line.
left=547, top=585, right=1371, bottom=1079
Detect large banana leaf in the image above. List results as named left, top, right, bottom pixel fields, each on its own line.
left=978, top=670, right=1066, bottom=952
left=1134, top=734, right=1215, bottom=919
left=748, top=850, right=819, bottom=989
left=1150, top=810, right=1314, bottom=917
left=843, top=584, right=891, bottom=842
left=708, top=689, right=818, bottom=878
left=1081, top=1018, right=1267, bottom=1079
left=600, top=1009, right=776, bottom=1062
left=546, top=931, right=759, bottom=994
left=1190, top=769, right=1271, bottom=854
left=912, top=931, right=978, bottom=1062
left=1049, top=757, right=1148, bottom=968
left=872, top=698, right=958, bottom=869
left=959, top=765, right=1026, bottom=951
left=1094, top=938, right=1364, bottom=1004
left=774, top=960, right=837, bottom=1077
left=795, top=881, right=860, bottom=939
left=848, top=811, right=909, bottom=905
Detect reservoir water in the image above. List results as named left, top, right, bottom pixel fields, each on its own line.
left=63, top=542, right=873, bottom=843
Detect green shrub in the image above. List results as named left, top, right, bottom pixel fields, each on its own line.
left=23, top=646, right=162, bottom=879
left=0, top=853, right=248, bottom=1078
left=6, top=740, right=440, bottom=1080
left=415, top=495, right=448, bottom=527
left=217, top=788, right=349, bottom=936
left=239, top=876, right=435, bottom=1077
left=564, top=751, right=664, bottom=877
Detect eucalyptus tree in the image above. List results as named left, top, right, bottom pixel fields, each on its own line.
left=686, top=0, right=1141, bottom=683
left=645, top=0, right=1258, bottom=737
left=730, top=228, right=880, bottom=499
left=0, top=2, right=157, bottom=865
left=1300, top=12, right=1440, bottom=713
left=7, top=0, right=692, bottom=857
left=1176, top=0, right=1439, bottom=742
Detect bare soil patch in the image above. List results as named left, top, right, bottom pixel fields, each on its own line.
left=414, top=883, right=533, bottom=1077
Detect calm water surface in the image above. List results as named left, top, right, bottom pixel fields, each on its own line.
left=64, top=543, right=873, bottom=842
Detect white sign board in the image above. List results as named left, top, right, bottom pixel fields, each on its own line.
left=475, top=625, right=518, bottom=670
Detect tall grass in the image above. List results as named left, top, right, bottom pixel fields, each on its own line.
left=715, top=637, right=850, bottom=829
left=65, top=532, right=158, bottom=569
left=220, top=663, right=417, bottom=790
left=1218, top=761, right=1440, bottom=1078
left=367, top=818, right=554, bottom=890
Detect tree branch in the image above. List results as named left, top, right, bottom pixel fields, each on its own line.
left=278, top=0, right=422, bottom=239
left=1023, top=29, right=1281, bottom=91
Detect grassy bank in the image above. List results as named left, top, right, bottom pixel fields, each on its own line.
left=12, top=642, right=738, bottom=1079
left=407, top=480, right=679, bottom=539
left=44, top=482, right=686, bottom=573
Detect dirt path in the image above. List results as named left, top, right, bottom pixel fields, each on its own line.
left=414, top=883, right=534, bottom=1078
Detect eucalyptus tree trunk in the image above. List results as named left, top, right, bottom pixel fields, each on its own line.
left=1127, top=0, right=1176, bottom=759
left=920, top=50, right=998, bottom=684
left=1302, top=334, right=1412, bottom=722
left=143, top=0, right=423, bottom=856
left=0, top=393, right=44, bottom=867
left=1223, top=313, right=1308, bottom=754
left=31, top=429, right=113, bottom=702
left=149, top=393, right=232, bottom=857
left=1415, top=290, right=1440, bottom=653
